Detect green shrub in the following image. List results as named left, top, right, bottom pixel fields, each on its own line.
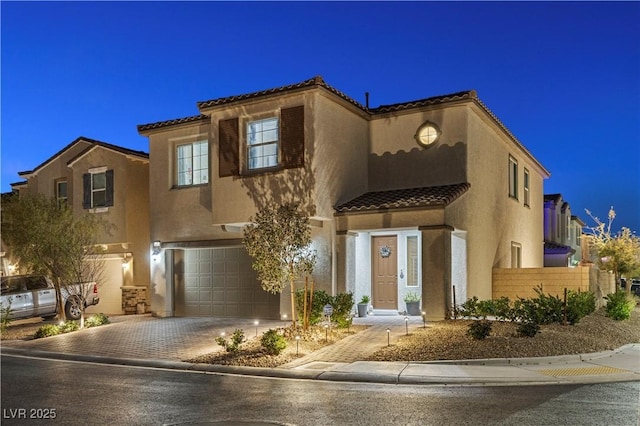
left=261, top=329, right=287, bottom=355
left=0, top=303, right=13, bottom=332
left=458, top=296, right=480, bottom=318
left=605, top=291, right=636, bottom=321
left=467, top=319, right=492, bottom=340
left=34, top=324, right=61, bottom=339
left=296, top=289, right=332, bottom=325
left=85, top=313, right=111, bottom=328
left=516, top=321, right=540, bottom=337
left=296, top=290, right=354, bottom=328
left=566, top=290, right=596, bottom=324
left=491, top=297, right=513, bottom=321
left=331, top=292, right=355, bottom=328
left=216, top=329, right=245, bottom=353
left=60, top=320, right=79, bottom=333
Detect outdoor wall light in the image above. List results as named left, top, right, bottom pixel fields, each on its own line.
left=152, top=241, right=162, bottom=256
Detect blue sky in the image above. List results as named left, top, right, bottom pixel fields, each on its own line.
left=2, top=1, right=639, bottom=232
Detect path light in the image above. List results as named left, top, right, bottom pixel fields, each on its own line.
left=422, top=311, right=426, bottom=328
left=405, top=316, right=409, bottom=335
left=324, top=324, right=329, bottom=342
left=386, top=328, right=391, bottom=346
left=254, top=320, right=259, bottom=337
left=295, top=335, right=301, bottom=356
left=282, top=314, right=287, bottom=327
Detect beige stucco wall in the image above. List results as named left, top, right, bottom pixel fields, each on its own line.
left=446, top=103, right=547, bottom=300
left=368, top=103, right=468, bottom=190
left=492, top=266, right=590, bottom=300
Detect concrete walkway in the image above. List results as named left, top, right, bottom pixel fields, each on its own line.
left=2, top=314, right=639, bottom=386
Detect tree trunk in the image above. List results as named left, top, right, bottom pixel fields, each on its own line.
left=303, top=276, right=308, bottom=331
left=290, top=278, right=296, bottom=328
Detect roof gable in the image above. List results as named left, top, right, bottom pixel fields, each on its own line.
left=18, top=136, right=148, bottom=178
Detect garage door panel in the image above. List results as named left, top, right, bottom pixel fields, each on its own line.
left=178, top=247, right=279, bottom=318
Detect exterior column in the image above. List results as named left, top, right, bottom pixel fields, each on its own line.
left=420, top=225, right=453, bottom=321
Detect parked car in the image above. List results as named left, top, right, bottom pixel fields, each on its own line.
left=620, top=278, right=640, bottom=297
left=0, top=275, right=100, bottom=320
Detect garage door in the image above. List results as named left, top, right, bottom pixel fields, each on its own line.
left=175, top=247, right=279, bottom=319
left=86, top=258, right=123, bottom=315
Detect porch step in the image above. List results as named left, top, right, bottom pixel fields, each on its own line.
left=371, top=310, right=400, bottom=316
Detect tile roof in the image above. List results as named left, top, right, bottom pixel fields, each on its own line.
left=18, top=136, right=148, bottom=177
left=137, top=114, right=209, bottom=133
left=196, top=75, right=366, bottom=110
left=368, top=91, right=477, bottom=113
left=544, top=241, right=575, bottom=254
left=335, top=183, right=470, bottom=213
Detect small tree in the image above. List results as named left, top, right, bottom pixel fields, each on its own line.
left=585, top=207, right=640, bottom=292
left=2, top=193, right=110, bottom=323
left=243, top=203, right=316, bottom=328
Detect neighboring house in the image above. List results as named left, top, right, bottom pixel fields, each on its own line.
left=138, top=76, right=549, bottom=321
left=10, top=136, right=150, bottom=315
left=543, top=194, right=584, bottom=267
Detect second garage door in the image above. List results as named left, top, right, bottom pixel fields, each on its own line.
left=175, top=247, right=279, bottom=319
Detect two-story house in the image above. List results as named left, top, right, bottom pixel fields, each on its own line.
left=138, top=76, right=549, bottom=321
left=11, top=137, right=150, bottom=315
left=543, top=194, right=584, bottom=267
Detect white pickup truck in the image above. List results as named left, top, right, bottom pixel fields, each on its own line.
left=0, top=275, right=100, bottom=320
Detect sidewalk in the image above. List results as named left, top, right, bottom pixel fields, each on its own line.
left=2, top=314, right=639, bottom=386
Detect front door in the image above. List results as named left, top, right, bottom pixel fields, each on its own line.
left=372, top=235, right=397, bottom=309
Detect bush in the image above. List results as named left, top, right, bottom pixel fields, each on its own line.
left=261, top=329, right=287, bottom=355
left=296, top=290, right=354, bottom=328
left=605, top=291, right=636, bottom=321
left=85, top=313, right=111, bottom=328
left=296, top=289, right=332, bottom=326
left=467, top=320, right=492, bottom=340
left=34, top=324, right=61, bottom=339
left=216, top=329, right=245, bottom=353
left=0, top=303, right=13, bottom=332
left=516, top=321, right=540, bottom=337
left=566, top=290, right=596, bottom=324
left=60, top=320, right=79, bottom=333
left=331, top=292, right=355, bottom=328
left=458, top=297, right=480, bottom=318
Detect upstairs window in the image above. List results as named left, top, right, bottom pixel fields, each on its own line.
left=56, top=180, right=68, bottom=207
left=177, top=141, right=208, bottom=186
left=247, top=117, right=279, bottom=170
left=508, top=156, right=518, bottom=199
left=83, top=168, right=113, bottom=209
left=523, top=168, right=530, bottom=207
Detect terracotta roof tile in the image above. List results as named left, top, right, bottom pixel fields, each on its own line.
left=544, top=241, right=575, bottom=254
left=196, top=75, right=366, bottom=111
left=335, top=183, right=470, bottom=213
left=137, top=114, right=209, bottom=133
left=369, top=91, right=477, bottom=113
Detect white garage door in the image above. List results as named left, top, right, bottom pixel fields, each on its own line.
left=175, top=247, right=279, bottom=319
left=86, top=258, right=123, bottom=315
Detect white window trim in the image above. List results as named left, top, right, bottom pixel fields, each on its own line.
left=175, top=140, right=209, bottom=187
left=246, top=117, right=279, bottom=171
left=509, top=156, right=518, bottom=200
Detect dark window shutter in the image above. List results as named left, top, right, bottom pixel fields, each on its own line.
left=219, top=118, right=239, bottom=177
left=281, top=105, right=305, bottom=169
left=105, top=170, right=114, bottom=207
left=82, top=173, right=91, bottom=209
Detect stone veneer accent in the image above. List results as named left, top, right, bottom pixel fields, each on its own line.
left=122, top=286, right=148, bottom=314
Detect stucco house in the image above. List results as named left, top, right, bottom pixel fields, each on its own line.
left=10, top=136, right=150, bottom=315
left=543, top=194, right=584, bottom=267
left=138, top=76, right=549, bottom=321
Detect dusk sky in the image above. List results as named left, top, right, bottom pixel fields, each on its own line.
left=2, top=1, right=639, bottom=233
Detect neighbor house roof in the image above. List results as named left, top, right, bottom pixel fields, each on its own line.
left=18, top=136, right=148, bottom=178
left=137, top=114, right=209, bottom=133
left=335, top=183, right=470, bottom=214
left=544, top=241, right=576, bottom=254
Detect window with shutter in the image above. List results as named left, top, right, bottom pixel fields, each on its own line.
left=83, top=168, right=113, bottom=209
